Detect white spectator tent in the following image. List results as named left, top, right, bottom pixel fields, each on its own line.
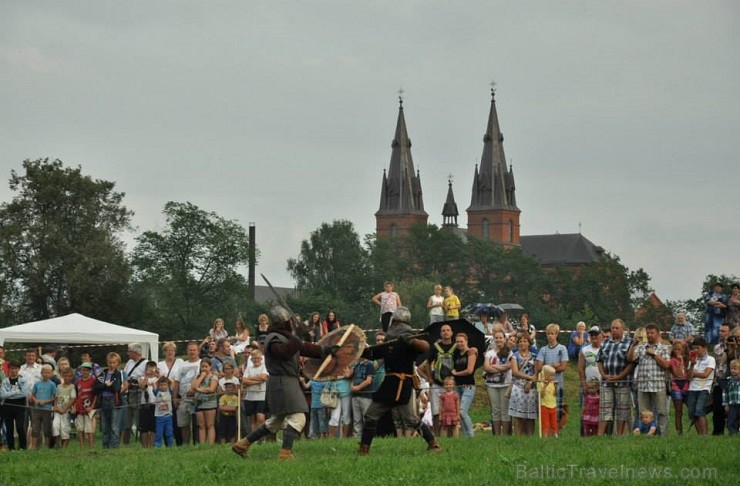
left=0, top=313, right=159, bottom=361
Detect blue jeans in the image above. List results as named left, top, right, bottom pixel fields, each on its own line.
left=155, top=415, right=174, bottom=447
left=457, top=385, right=476, bottom=438
left=309, top=408, right=328, bottom=438
left=100, top=396, right=123, bottom=448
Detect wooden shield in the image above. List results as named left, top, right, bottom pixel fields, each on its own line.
left=302, top=324, right=366, bottom=381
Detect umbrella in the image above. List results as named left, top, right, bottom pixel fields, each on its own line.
left=302, top=324, right=366, bottom=381
left=471, top=302, right=506, bottom=318
left=498, top=303, right=525, bottom=317
left=422, top=318, right=486, bottom=368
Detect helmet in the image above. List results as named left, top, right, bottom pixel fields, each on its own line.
left=269, top=306, right=291, bottom=326
left=390, top=307, right=411, bottom=325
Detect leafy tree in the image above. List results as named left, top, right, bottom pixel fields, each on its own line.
left=287, top=220, right=372, bottom=304
left=0, top=158, right=132, bottom=324
left=131, top=201, right=253, bottom=338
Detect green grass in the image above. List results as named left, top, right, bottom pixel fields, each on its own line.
left=3, top=365, right=737, bottom=485
left=3, top=434, right=736, bottom=485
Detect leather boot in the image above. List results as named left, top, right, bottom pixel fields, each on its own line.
left=342, top=424, right=352, bottom=439
left=426, top=439, right=443, bottom=452
left=327, top=425, right=337, bottom=438
left=358, top=444, right=370, bottom=456
left=277, top=448, right=294, bottom=460
left=231, top=437, right=252, bottom=458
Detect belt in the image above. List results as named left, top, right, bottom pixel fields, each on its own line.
left=387, top=373, right=416, bottom=401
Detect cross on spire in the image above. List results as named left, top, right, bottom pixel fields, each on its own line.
left=490, top=79, right=497, bottom=97
left=398, top=86, right=404, bottom=107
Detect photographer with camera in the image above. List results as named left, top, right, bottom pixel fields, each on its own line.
left=122, top=343, right=147, bottom=445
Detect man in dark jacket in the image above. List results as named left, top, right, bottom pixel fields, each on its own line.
left=358, top=307, right=441, bottom=455
left=232, top=306, right=333, bottom=459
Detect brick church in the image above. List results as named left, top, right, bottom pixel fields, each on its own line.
left=375, top=89, right=605, bottom=267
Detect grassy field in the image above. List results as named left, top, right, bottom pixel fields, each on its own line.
left=3, top=433, right=735, bottom=485
left=3, top=367, right=737, bottom=485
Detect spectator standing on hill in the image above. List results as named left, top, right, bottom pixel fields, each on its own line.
left=596, top=319, right=634, bottom=436
left=427, top=284, right=445, bottom=324
left=442, top=286, right=461, bottom=320
left=703, top=283, right=727, bottom=345
left=727, top=283, right=740, bottom=329
left=372, top=281, right=402, bottom=333
left=669, top=312, right=696, bottom=345
left=628, top=323, right=670, bottom=435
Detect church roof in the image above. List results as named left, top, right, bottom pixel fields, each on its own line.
left=520, top=233, right=605, bottom=265
left=376, top=98, right=427, bottom=217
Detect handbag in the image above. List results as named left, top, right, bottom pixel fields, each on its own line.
left=320, top=382, right=339, bottom=409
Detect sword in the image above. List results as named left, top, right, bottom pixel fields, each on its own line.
left=260, top=273, right=309, bottom=340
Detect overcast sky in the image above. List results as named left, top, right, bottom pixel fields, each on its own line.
left=1, top=1, right=738, bottom=303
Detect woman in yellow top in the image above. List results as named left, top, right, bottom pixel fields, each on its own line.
left=443, top=286, right=461, bottom=319
left=537, top=365, right=558, bottom=437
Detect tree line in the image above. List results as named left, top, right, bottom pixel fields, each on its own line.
left=0, top=158, right=726, bottom=341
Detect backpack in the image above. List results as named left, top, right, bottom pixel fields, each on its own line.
left=433, top=342, right=457, bottom=384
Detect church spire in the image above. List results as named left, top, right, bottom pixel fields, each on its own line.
left=466, top=86, right=521, bottom=246
left=375, top=94, right=428, bottom=237
left=467, top=86, right=518, bottom=212
left=442, top=178, right=459, bottom=228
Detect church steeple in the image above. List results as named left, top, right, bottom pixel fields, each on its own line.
left=466, top=86, right=521, bottom=246
left=442, top=179, right=459, bottom=228
left=376, top=95, right=428, bottom=238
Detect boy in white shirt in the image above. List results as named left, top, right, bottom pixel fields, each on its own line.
left=687, top=337, right=715, bottom=435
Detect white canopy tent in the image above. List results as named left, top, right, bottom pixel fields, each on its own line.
left=0, top=313, right=159, bottom=362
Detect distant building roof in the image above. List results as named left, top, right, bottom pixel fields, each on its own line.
left=520, top=233, right=605, bottom=266
left=253, top=285, right=295, bottom=304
